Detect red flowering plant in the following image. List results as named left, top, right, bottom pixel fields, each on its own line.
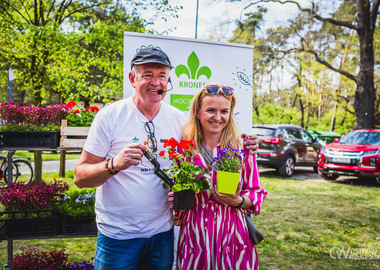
left=159, top=138, right=211, bottom=193
left=65, top=101, right=100, bottom=127
left=0, top=180, right=69, bottom=211
left=0, top=101, right=69, bottom=132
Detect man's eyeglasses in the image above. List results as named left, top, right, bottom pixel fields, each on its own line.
left=144, top=121, right=157, bottom=151
left=205, top=84, right=234, bottom=96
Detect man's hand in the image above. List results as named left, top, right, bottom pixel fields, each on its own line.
left=241, top=133, right=259, bottom=155
left=112, top=143, right=148, bottom=171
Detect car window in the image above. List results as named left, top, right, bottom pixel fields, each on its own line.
left=277, top=129, right=286, bottom=138
left=287, top=128, right=301, bottom=139
left=299, top=130, right=313, bottom=142
left=252, top=127, right=276, bottom=137
left=340, top=131, right=380, bottom=145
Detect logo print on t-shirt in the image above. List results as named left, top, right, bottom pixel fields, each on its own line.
left=132, top=136, right=139, bottom=143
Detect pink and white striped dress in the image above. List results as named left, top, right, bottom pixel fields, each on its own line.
left=176, top=150, right=267, bottom=270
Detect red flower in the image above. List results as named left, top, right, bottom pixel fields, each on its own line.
left=74, top=109, right=80, bottom=113
left=178, top=140, right=195, bottom=150
left=66, top=101, right=76, bottom=108
left=168, top=150, right=179, bottom=159
left=85, top=106, right=100, bottom=113
left=166, top=138, right=178, bottom=149
left=159, top=151, right=165, bottom=157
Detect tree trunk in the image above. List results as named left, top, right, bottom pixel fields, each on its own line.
left=34, top=151, right=42, bottom=182
left=353, top=0, right=376, bottom=128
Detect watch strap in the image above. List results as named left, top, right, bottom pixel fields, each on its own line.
left=236, top=195, right=246, bottom=209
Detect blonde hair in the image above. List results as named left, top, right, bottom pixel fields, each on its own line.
left=182, top=82, right=241, bottom=156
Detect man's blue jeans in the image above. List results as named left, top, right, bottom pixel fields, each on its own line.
left=94, top=228, right=174, bottom=270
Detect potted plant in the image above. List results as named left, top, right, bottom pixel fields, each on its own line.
left=58, top=189, right=97, bottom=235
left=214, top=146, right=247, bottom=194
left=0, top=180, right=69, bottom=239
left=0, top=101, right=69, bottom=148
left=64, top=101, right=100, bottom=127
left=60, top=101, right=100, bottom=149
left=159, top=138, right=210, bottom=210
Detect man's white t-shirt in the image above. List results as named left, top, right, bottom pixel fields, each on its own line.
left=83, top=97, right=186, bottom=240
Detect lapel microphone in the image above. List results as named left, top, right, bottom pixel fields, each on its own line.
left=157, top=78, right=173, bottom=95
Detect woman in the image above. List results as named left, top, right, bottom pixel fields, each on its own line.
left=172, top=83, right=267, bottom=269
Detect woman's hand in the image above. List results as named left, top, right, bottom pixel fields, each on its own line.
left=168, top=189, right=174, bottom=209
left=241, top=134, right=259, bottom=155
left=211, top=183, right=242, bottom=207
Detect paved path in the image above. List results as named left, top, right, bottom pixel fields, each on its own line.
left=33, top=159, right=79, bottom=173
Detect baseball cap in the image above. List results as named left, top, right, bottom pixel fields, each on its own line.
left=130, top=47, right=174, bottom=69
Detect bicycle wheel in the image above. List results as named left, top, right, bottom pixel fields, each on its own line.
left=13, top=159, right=33, bottom=184
left=3, top=163, right=19, bottom=185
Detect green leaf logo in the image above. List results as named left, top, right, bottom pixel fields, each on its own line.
left=175, top=52, right=212, bottom=80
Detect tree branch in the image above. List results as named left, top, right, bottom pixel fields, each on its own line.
left=371, top=0, right=380, bottom=29
left=300, top=48, right=357, bottom=83
left=259, top=0, right=358, bottom=30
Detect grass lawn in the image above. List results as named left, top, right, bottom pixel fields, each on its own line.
left=0, top=172, right=379, bottom=269
left=9, top=150, right=81, bottom=161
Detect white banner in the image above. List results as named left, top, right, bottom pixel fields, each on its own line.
left=123, top=32, right=253, bottom=134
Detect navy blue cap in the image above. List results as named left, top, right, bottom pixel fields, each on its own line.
left=131, top=47, right=173, bottom=69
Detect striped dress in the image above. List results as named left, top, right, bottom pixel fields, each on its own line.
left=176, top=150, right=267, bottom=270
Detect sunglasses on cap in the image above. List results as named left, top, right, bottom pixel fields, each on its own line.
left=205, top=84, right=234, bottom=96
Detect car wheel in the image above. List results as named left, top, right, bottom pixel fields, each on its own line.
left=319, top=172, right=339, bottom=180
left=278, top=155, right=295, bottom=177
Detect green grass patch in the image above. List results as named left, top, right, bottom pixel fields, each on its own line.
left=0, top=174, right=379, bottom=268
left=8, top=150, right=81, bottom=161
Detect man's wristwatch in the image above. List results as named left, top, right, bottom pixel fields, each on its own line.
left=236, top=195, right=246, bottom=209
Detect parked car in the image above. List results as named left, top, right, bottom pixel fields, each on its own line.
left=318, top=129, right=380, bottom=184
left=252, top=124, right=322, bottom=177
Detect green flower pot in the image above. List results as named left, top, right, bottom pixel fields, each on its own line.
left=217, top=171, right=240, bottom=194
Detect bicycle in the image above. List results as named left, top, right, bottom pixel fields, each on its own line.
left=0, top=154, right=34, bottom=187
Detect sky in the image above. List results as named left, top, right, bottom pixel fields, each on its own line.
left=142, top=0, right=312, bottom=41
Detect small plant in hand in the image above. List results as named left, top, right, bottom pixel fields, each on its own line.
left=65, top=101, right=100, bottom=127
left=213, top=146, right=247, bottom=173
left=59, top=189, right=96, bottom=217
left=159, top=138, right=210, bottom=193
left=0, top=180, right=69, bottom=211
left=0, top=101, right=69, bottom=132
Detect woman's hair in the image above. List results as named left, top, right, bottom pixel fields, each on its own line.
left=182, top=82, right=241, bottom=156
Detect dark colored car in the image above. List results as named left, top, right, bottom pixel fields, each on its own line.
left=252, top=124, right=322, bottom=177
left=318, top=129, right=380, bottom=184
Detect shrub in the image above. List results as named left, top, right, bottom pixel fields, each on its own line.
left=8, top=247, right=68, bottom=270
left=59, top=189, right=96, bottom=217
left=0, top=180, right=69, bottom=211
left=0, top=101, right=69, bottom=132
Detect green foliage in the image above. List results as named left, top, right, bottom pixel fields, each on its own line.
left=59, top=189, right=96, bottom=218
left=0, top=0, right=179, bottom=105
left=252, top=102, right=355, bottom=135
left=0, top=124, right=61, bottom=132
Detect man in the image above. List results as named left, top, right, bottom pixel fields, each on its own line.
left=74, top=47, right=259, bottom=270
